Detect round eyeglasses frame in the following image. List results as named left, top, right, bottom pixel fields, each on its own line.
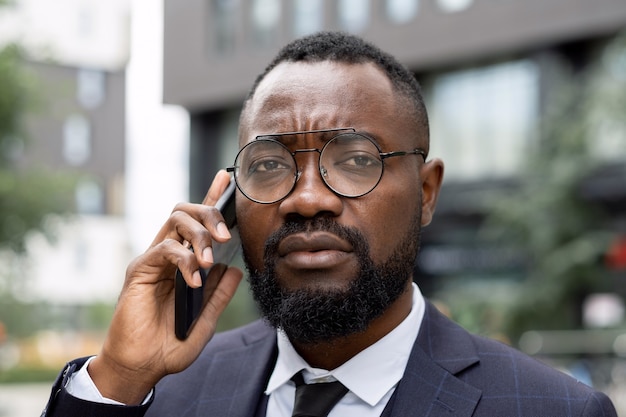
left=226, top=127, right=427, bottom=204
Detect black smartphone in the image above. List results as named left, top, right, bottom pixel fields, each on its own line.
left=174, top=178, right=240, bottom=340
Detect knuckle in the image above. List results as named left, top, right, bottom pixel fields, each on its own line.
left=192, top=227, right=212, bottom=243
left=168, top=209, right=187, bottom=225
left=199, top=206, right=221, bottom=225
left=160, top=238, right=179, bottom=249
left=125, top=256, right=142, bottom=276
left=171, top=201, right=189, bottom=214
left=161, top=239, right=194, bottom=267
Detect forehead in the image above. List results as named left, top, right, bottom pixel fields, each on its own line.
left=240, top=61, right=416, bottom=148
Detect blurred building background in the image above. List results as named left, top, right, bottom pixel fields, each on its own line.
left=0, top=0, right=134, bottom=415
left=0, top=0, right=625, bottom=415
left=0, top=0, right=188, bottom=413
left=0, top=0, right=130, bottom=303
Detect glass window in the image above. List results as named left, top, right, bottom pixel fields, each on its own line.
left=211, top=0, right=239, bottom=54
left=77, top=68, right=105, bottom=109
left=63, top=114, right=91, bottom=166
left=75, top=178, right=104, bottom=215
left=337, top=0, right=370, bottom=33
left=386, top=0, right=419, bottom=24
left=250, top=0, right=282, bottom=48
left=293, top=0, right=323, bottom=37
left=436, top=0, right=473, bottom=13
left=428, top=60, right=539, bottom=181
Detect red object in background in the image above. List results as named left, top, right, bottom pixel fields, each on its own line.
left=606, top=236, right=626, bottom=270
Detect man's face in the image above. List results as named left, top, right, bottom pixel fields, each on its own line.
left=236, top=61, right=441, bottom=343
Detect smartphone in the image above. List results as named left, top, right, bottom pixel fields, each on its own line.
left=174, top=178, right=240, bottom=340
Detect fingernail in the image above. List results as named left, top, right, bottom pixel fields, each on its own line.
left=217, top=222, right=231, bottom=239
left=202, top=247, right=213, bottom=264
left=192, top=270, right=202, bottom=287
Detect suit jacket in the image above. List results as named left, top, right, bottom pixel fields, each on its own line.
left=42, top=301, right=617, bottom=416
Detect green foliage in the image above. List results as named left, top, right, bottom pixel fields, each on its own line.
left=0, top=293, right=115, bottom=338
left=0, top=366, right=59, bottom=384
left=0, top=22, right=80, bottom=351
left=0, top=44, right=31, bottom=167
left=0, top=293, right=47, bottom=338
left=0, top=169, right=76, bottom=252
left=0, top=40, right=76, bottom=254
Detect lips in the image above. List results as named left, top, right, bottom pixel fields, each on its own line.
left=278, top=232, right=353, bottom=256
left=276, top=232, right=354, bottom=269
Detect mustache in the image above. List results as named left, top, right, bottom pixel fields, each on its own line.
left=263, top=216, right=366, bottom=259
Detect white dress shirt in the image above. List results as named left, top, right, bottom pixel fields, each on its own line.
left=265, top=283, right=425, bottom=416
left=66, top=283, right=425, bottom=416
left=66, top=356, right=130, bottom=405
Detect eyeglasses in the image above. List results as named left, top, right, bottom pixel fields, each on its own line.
left=226, top=127, right=427, bottom=204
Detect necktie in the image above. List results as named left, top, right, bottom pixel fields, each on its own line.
left=291, top=371, right=349, bottom=417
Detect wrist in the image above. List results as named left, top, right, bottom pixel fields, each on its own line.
left=88, top=354, right=159, bottom=405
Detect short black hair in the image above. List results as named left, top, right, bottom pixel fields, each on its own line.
left=242, top=31, right=429, bottom=146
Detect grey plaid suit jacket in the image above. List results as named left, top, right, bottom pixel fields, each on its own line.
left=42, top=301, right=617, bottom=416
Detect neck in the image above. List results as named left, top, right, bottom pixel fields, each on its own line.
left=290, top=281, right=414, bottom=370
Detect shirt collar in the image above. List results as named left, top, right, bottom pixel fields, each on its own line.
left=265, top=283, right=425, bottom=407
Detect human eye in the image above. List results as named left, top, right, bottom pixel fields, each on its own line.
left=249, top=157, right=291, bottom=173
left=240, top=140, right=292, bottom=177
left=338, top=152, right=380, bottom=168
left=332, top=148, right=382, bottom=173
left=327, top=134, right=381, bottom=169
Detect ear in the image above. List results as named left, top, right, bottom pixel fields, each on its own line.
left=419, top=158, right=444, bottom=226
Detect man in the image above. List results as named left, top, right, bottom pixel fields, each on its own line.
left=42, top=32, right=617, bottom=416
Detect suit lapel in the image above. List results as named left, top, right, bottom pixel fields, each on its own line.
left=388, top=302, right=482, bottom=417
left=194, top=321, right=277, bottom=417
left=192, top=304, right=483, bottom=417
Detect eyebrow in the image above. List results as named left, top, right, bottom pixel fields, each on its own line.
left=255, top=127, right=356, bottom=145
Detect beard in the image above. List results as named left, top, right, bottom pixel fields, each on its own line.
left=243, top=214, right=422, bottom=345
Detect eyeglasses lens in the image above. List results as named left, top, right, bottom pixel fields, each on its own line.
left=321, top=133, right=383, bottom=197
left=233, top=139, right=296, bottom=204
left=233, top=133, right=384, bottom=203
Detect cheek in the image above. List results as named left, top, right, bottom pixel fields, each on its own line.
left=352, top=193, right=420, bottom=264
left=357, top=168, right=422, bottom=261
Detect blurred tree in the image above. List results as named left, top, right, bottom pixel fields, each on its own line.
left=0, top=32, right=75, bottom=255
left=481, top=33, right=626, bottom=340
left=0, top=1, right=77, bottom=342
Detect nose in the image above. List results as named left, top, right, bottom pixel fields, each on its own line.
left=278, top=152, right=343, bottom=218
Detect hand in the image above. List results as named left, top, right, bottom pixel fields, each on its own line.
left=88, top=170, right=243, bottom=404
